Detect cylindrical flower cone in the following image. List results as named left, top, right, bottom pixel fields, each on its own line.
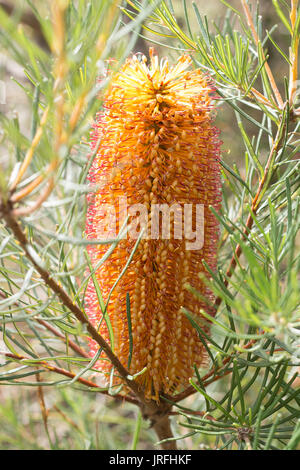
left=85, top=49, right=222, bottom=401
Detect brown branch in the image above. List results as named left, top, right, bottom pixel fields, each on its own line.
left=36, top=372, right=51, bottom=440
left=36, top=318, right=90, bottom=359
left=0, top=201, right=147, bottom=406
left=1, top=200, right=179, bottom=446
left=289, top=0, right=299, bottom=112
left=241, top=0, right=284, bottom=109
left=52, top=404, right=83, bottom=433
left=173, top=339, right=257, bottom=403
left=1, top=350, right=139, bottom=405
left=13, top=179, right=54, bottom=216
left=172, top=357, right=232, bottom=404
left=152, top=414, right=177, bottom=450
left=0, top=205, right=180, bottom=446
left=9, top=107, right=50, bottom=193
left=169, top=409, right=217, bottom=421
left=0, top=290, right=90, bottom=359
left=2, top=351, right=104, bottom=388
left=3, top=350, right=177, bottom=446
left=11, top=158, right=58, bottom=203
left=215, top=113, right=287, bottom=309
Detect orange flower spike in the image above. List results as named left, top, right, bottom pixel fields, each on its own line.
left=85, top=50, right=222, bottom=401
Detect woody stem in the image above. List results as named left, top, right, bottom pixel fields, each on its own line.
left=152, top=415, right=177, bottom=450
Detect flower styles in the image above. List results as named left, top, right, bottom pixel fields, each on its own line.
left=85, top=49, right=222, bottom=401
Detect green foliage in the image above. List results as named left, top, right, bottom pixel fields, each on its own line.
left=0, top=0, right=299, bottom=450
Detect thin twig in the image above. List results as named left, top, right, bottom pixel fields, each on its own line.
left=241, top=0, right=284, bottom=109
left=2, top=351, right=105, bottom=388
left=11, top=159, right=58, bottom=203
left=36, top=318, right=90, bottom=359
left=52, top=404, right=83, bottom=434
left=172, top=340, right=257, bottom=403
left=0, top=290, right=90, bottom=359
left=289, top=0, right=299, bottom=110
left=214, top=112, right=287, bottom=309
left=36, top=372, right=52, bottom=445
left=1, top=350, right=139, bottom=405
left=13, top=179, right=54, bottom=216
left=0, top=202, right=148, bottom=406
left=9, top=107, right=50, bottom=192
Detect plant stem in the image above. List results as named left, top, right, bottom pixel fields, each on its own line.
left=0, top=289, right=91, bottom=359
left=214, top=112, right=287, bottom=309
left=241, top=0, right=284, bottom=108
left=152, top=414, right=177, bottom=450
left=0, top=201, right=145, bottom=403
left=0, top=200, right=178, bottom=447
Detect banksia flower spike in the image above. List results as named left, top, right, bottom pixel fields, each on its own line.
left=85, top=49, right=222, bottom=401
